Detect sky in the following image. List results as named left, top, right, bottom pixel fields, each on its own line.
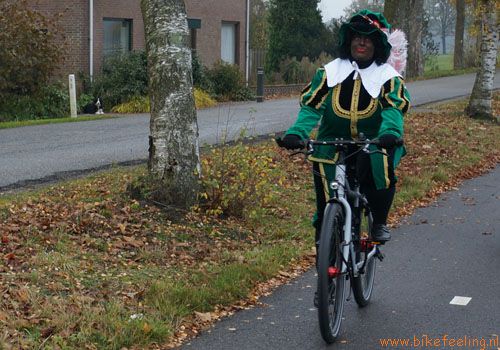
left=318, top=0, right=354, bottom=22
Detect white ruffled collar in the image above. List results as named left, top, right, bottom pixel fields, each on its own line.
left=324, top=58, right=401, bottom=98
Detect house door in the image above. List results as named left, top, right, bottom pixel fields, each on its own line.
left=221, top=22, right=236, bottom=64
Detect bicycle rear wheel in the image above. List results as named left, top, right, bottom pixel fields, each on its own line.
left=352, top=207, right=376, bottom=307
left=317, top=203, right=346, bottom=344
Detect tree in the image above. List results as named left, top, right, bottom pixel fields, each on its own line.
left=250, top=0, right=269, bottom=50
left=464, top=0, right=485, bottom=67
left=343, top=0, right=385, bottom=18
left=266, top=0, right=327, bottom=72
left=140, top=0, right=201, bottom=208
left=385, top=0, right=425, bottom=78
left=0, top=0, right=64, bottom=95
left=465, top=0, right=498, bottom=121
left=453, top=0, right=465, bottom=68
left=425, top=0, right=455, bottom=55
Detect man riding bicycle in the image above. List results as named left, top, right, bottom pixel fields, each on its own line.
left=280, top=10, right=410, bottom=256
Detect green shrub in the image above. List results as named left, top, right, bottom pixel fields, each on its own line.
left=77, top=93, right=95, bottom=114
left=192, top=52, right=209, bottom=89
left=279, top=52, right=333, bottom=84
left=91, top=51, right=148, bottom=109
left=111, top=96, right=150, bottom=113
left=0, top=84, right=69, bottom=122
left=206, top=61, right=252, bottom=101
left=0, top=0, right=68, bottom=122
left=198, top=138, right=286, bottom=219
left=110, top=89, right=217, bottom=113
left=0, top=0, right=64, bottom=96
left=194, top=88, right=217, bottom=109
left=40, top=84, right=70, bottom=118
left=232, top=87, right=255, bottom=101
left=280, top=57, right=301, bottom=84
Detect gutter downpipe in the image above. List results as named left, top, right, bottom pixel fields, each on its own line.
left=89, top=0, right=94, bottom=82
left=245, top=0, right=250, bottom=86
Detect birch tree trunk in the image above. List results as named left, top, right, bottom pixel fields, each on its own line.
left=453, top=0, right=465, bottom=69
left=141, top=0, right=201, bottom=208
left=384, top=0, right=425, bottom=78
left=465, top=0, right=498, bottom=121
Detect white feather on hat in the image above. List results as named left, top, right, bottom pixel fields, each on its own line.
left=385, top=29, right=408, bottom=76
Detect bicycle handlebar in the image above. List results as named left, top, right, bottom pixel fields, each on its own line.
left=275, top=136, right=404, bottom=150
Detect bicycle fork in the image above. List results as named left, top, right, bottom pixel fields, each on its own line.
left=329, top=165, right=379, bottom=279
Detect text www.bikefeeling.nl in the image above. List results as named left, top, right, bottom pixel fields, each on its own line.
left=379, top=334, right=499, bottom=349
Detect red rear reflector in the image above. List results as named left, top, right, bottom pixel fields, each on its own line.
left=328, top=266, right=340, bottom=278
left=361, top=239, right=374, bottom=252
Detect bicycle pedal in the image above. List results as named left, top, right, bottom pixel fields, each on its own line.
left=376, top=251, right=385, bottom=261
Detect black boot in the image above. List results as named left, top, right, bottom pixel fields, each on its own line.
left=372, top=224, right=391, bottom=243
left=363, top=186, right=395, bottom=244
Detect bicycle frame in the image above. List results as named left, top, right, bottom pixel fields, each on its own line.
left=326, top=149, right=379, bottom=278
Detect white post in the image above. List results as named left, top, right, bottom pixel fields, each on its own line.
left=69, top=74, right=77, bottom=118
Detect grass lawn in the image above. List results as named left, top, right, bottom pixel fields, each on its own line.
left=0, top=114, right=123, bottom=130
left=422, top=54, right=479, bottom=80
left=0, top=93, right=499, bottom=349
left=425, top=54, right=454, bottom=72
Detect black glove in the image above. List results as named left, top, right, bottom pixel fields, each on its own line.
left=377, top=134, right=398, bottom=149
left=280, top=134, right=304, bottom=150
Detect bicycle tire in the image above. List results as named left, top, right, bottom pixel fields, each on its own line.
left=317, top=203, right=346, bottom=344
left=352, top=207, right=376, bottom=307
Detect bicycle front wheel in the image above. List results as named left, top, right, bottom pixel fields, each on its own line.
left=317, top=203, right=346, bottom=344
left=352, top=208, right=376, bottom=307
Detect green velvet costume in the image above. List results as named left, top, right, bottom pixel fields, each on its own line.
left=285, top=66, right=410, bottom=190
left=284, top=10, right=411, bottom=231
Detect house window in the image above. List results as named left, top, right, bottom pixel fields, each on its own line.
left=188, top=18, right=201, bottom=52
left=103, top=18, right=132, bottom=56
left=221, top=22, right=238, bottom=64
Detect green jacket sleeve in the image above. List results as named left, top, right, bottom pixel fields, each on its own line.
left=378, top=77, right=411, bottom=138
left=285, top=68, right=329, bottom=140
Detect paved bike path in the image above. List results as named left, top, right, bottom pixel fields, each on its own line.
left=182, top=166, right=500, bottom=349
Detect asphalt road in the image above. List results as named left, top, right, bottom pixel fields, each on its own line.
left=181, top=166, right=500, bottom=349
left=0, top=72, right=499, bottom=190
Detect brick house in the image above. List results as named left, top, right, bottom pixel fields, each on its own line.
left=27, top=0, right=249, bottom=82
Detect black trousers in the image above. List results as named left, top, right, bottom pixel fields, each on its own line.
left=312, top=147, right=396, bottom=243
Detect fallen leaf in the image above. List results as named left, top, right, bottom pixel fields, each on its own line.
left=142, top=322, right=152, bottom=333
left=278, top=270, right=291, bottom=278
left=118, top=223, right=127, bottom=233
left=122, top=236, right=143, bottom=247
left=194, top=311, right=212, bottom=323
left=4, top=252, right=15, bottom=261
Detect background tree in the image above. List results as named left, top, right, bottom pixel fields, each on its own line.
left=425, top=0, right=455, bottom=55
left=343, top=0, right=384, bottom=18
left=453, top=0, right=465, bottom=68
left=465, top=0, right=498, bottom=121
left=250, top=0, right=269, bottom=50
left=385, top=0, right=425, bottom=78
left=324, top=18, right=343, bottom=58
left=266, top=0, right=327, bottom=72
left=140, top=0, right=201, bottom=208
left=463, top=0, right=485, bottom=67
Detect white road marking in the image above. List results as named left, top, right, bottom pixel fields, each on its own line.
left=449, top=296, right=472, bottom=306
